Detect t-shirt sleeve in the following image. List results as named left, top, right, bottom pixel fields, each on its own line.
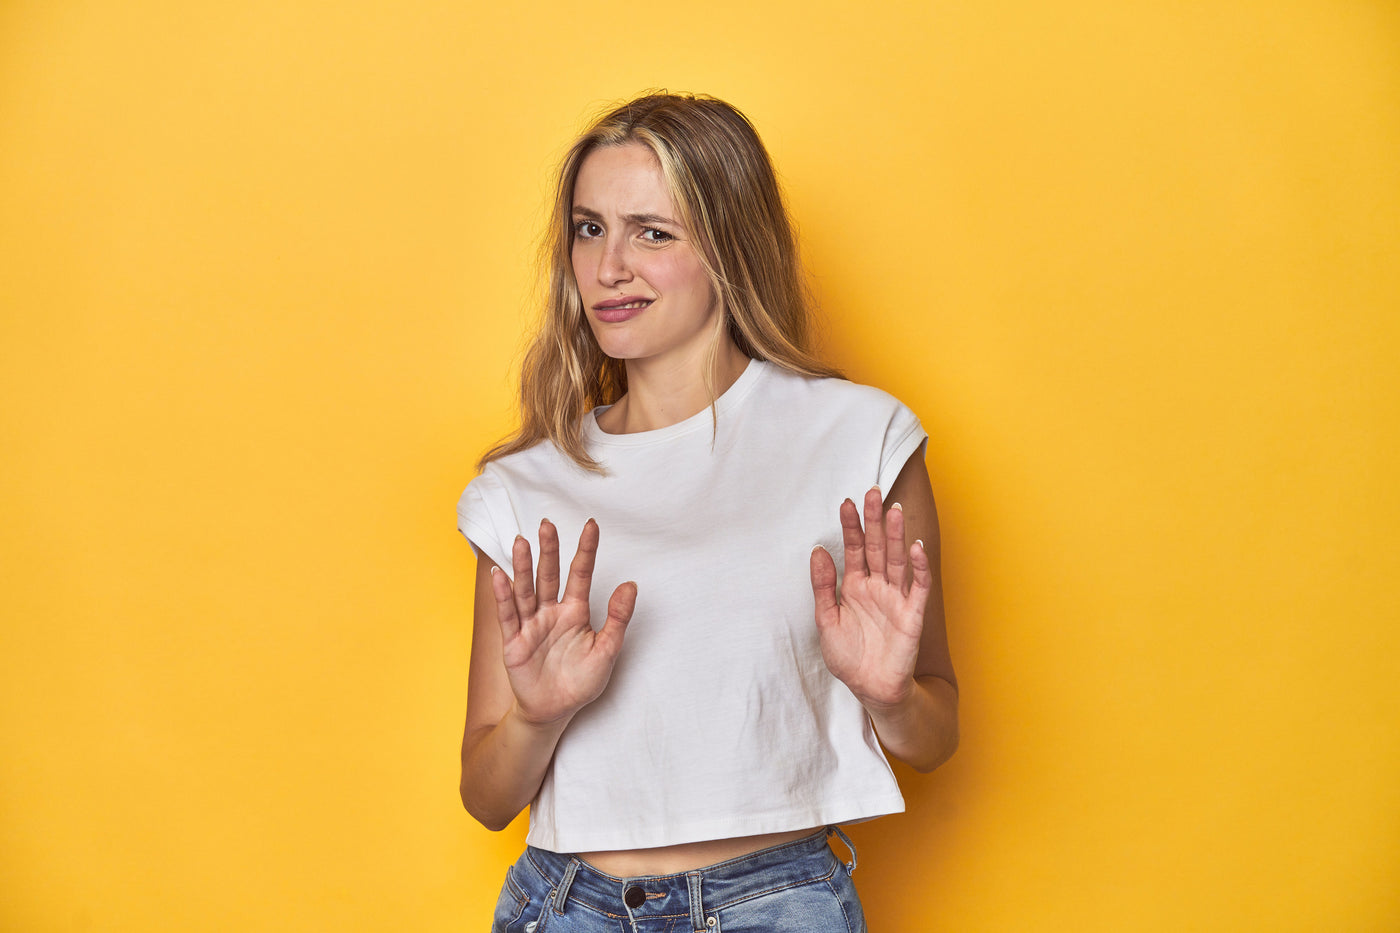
left=876, top=397, right=929, bottom=494
left=455, top=470, right=517, bottom=571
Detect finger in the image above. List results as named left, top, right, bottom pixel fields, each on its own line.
left=840, top=498, right=867, bottom=578
left=536, top=519, right=561, bottom=603
left=885, top=501, right=908, bottom=592
left=511, top=534, right=537, bottom=617
left=810, top=545, right=840, bottom=632
left=908, top=538, right=933, bottom=612
left=594, top=581, right=637, bottom=658
left=490, top=565, right=522, bottom=642
left=863, top=486, right=887, bottom=580
left=561, top=518, right=600, bottom=604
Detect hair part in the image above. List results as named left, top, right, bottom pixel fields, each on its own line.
left=480, top=91, right=841, bottom=472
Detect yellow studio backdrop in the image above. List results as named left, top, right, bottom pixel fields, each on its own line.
left=2, top=0, right=1396, bottom=929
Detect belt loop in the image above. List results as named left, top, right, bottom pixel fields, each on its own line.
left=686, top=870, right=706, bottom=932
left=552, top=858, right=581, bottom=914
left=828, top=825, right=858, bottom=875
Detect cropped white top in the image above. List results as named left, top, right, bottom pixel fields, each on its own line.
left=457, top=360, right=928, bottom=852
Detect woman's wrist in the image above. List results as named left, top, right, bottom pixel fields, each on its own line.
left=859, top=677, right=921, bottom=723
left=862, top=676, right=959, bottom=773
left=507, top=699, right=576, bottom=736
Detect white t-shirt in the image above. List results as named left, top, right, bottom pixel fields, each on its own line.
left=457, top=359, right=928, bottom=852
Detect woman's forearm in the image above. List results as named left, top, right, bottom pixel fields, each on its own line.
left=865, top=675, right=959, bottom=773
left=459, top=703, right=570, bottom=831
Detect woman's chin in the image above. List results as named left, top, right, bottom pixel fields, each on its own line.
left=589, top=335, right=648, bottom=363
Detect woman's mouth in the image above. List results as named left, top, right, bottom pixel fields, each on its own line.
left=593, top=297, right=654, bottom=323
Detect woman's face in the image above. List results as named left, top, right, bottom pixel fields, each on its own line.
left=570, top=142, right=721, bottom=368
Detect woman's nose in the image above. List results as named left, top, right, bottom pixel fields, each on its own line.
left=598, top=239, right=632, bottom=285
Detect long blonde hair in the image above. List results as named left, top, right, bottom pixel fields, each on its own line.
left=481, top=92, right=841, bottom=471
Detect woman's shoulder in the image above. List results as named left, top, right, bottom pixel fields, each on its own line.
left=759, top=360, right=916, bottom=415
left=470, top=434, right=583, bottom=486
left=457, top=437, right=586, bottom=566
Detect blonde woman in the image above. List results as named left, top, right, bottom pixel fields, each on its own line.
left=457, top=93, right=958, bottom=933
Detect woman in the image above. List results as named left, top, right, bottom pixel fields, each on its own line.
left=457, top=92, right=958, bottom=932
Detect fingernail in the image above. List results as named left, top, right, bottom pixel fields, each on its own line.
left=914, top=539, right=924, bottom=549
left=811, top=544, right=827, bottom=553
left=890, top=502, right=903, bottom=511
left=490, top=565, right=501, bottom=575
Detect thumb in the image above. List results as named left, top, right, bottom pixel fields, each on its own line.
left=810, top=545, right=839, bottom=631
left=594, top=581, right=637, bottom=656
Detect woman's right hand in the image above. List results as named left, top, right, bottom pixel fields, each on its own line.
left=491, top=518, right=637, bottom=727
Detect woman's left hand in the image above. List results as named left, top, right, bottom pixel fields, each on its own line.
left=809, top=487, right=931, bottom=711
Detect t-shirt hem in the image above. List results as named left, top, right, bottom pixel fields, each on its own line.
left=525, top=794, right=907, bottom=854
left=878, top=423, right=929, bottom=494
left=457, top=513, right=510, bottom=572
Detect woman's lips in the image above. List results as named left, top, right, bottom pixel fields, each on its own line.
left=593, top=297, right=653, bottom=323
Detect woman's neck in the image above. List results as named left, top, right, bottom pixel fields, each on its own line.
left=596, top=337, right=749, bottom=435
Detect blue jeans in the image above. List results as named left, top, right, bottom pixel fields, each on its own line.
left=491, top=827, right=866, bottom=933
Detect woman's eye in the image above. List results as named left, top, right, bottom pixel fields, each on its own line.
left=640, top=228, right=674, bottom=244
left=575, top=221, right=603, bottom=238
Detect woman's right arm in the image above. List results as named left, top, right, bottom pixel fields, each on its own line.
left=459, top=519, right=637, bottom=831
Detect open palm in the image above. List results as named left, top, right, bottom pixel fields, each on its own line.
left=492, top=519, right=637, bottom=726
left=810, top=487, right=931, bottom=709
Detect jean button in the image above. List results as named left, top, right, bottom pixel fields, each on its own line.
left=623, top=885, right=645, bottom=909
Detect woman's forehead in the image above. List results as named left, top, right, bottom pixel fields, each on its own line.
left=572, top=143, right=678, bottom=218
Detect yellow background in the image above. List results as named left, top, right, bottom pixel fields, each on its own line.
left=2, top=1, right=1397, bottom=929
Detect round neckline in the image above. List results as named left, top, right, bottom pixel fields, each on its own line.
left=583, top=358, right=768, bottom=448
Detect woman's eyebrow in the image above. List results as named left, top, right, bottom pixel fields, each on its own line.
left=623, top=212, right=679, bottom=227
left=571, top=206, right=680, bottom=227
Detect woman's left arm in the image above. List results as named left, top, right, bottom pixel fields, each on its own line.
left=810, top=454, right=959, bottom=773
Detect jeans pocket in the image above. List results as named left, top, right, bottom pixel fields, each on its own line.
left=491, top=867, right=528, bottom=933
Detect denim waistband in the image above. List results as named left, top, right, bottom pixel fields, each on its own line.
left=519, top=827, right=857, bottom=931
